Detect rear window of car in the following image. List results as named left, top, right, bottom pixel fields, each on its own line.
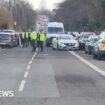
left=0, top=34, right=10, bottom=40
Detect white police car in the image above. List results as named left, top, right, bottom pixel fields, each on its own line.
left=52, top=35, right=79, bottom=50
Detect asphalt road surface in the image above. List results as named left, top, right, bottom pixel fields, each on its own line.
left=0, top=47, right=105, bottom=105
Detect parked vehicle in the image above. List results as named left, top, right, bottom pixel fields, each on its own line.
left=0, top=32, right=18, bottom=48
left=79, top=32, right=95, bottom=50
left=85, top=35, right=99, bottom=54
left=52, top=35, right=79, bottom=50
left=92, top=39, right=105, bottom=59
left=46, top=22, right=64, bottom=47
left=100, top=31, right=105, bottom=39
left=2, top=29, right=16, bottom=35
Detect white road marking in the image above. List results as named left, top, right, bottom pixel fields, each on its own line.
left=70, top=51, right=105, bottom=77
left=29, top=61, right=32, bottom=65
left=24, top=71, right=29, bottom=78
left=25, top=64, right=60, bottom=97
left=31, top=57, right=34, bottom=61
left=18, top=48, right=38, bottom=92
left=18, top=80, right=26, bottom=92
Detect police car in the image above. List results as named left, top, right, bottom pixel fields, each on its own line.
left=85, top=35, right=99, bottom=54
left=92, top=38, right=105, bottom=59
left=52, top=35, right=79, bottom=50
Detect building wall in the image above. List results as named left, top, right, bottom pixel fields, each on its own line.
left=36, top=15, right=49, bottom=32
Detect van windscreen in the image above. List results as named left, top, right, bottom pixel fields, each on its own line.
left=48, top=27, right=63, bottom=34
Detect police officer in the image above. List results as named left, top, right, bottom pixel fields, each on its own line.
left=30, top=30, right=37, bottom=52
left=22, top=31, right=25, bottom=47
left=39, top=30, right=45, bottom=52
left=26, top=32, right=29, bottom=47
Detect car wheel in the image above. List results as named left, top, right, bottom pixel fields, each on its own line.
left=52, top=47, right=55, bottom=50
left=89, top=50, right=91, bottom=55
left=97, top=54, right=101, bottom=60
left=85, top=50, right=88, bottom=54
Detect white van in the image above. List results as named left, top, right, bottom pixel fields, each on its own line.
left=46, top=22, right=64, bottom=46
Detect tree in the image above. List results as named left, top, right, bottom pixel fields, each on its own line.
left=53, top=0, right=104, bottom=31
left=0, top=5, right=12, bottom=29
left=11, top=0, right=37, bottom=30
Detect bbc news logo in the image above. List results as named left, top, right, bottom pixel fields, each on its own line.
left=0, top=91, right=14, bottom=97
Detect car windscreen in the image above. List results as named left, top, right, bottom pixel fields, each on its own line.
left=0, top=34, right=10, bottom=40
left=48, top=27, right=63, bottom=34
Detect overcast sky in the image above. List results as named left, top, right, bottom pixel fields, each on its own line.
left=27, top=0, right=63, bottom=10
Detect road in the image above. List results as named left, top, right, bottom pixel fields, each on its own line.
left=0, top=47, right=105, bottom=105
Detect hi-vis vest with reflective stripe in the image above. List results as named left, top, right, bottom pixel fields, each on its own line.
left=30, top=31, right=37, bottom=40
left=39, top=33, right=45, bottom=41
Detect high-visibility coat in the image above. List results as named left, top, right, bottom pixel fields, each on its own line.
left=22, top=32, right=25, bottom=39
left=26, top=32, right=29, bottom=39
left=39, top=33, right=45, bottom=41
left=30, top=31, right=37, bottom=40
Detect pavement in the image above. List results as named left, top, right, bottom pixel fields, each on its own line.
left=0, top=47, right=105, bottom=105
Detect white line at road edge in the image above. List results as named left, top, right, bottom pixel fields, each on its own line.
left=69, top=51, right=105, bottom=77
left=18, top=80, right=26, bottom=92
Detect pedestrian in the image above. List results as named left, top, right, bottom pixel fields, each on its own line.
left=30, top=30, right=37, bottom=52
left=28, top=32, right=31, bottom=46
left=39, top=30, right=45, bottom=52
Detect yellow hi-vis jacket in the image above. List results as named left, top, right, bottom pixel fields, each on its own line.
left=22, top=32, right=25, bottom=39
left=39, top=33, right=45, bottom=41
left=30, top=31, right=37, bottom=40
left=26, top=32, right=29, bottom=39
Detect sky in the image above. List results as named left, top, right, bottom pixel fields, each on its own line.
left=27, top=0, right=63, bottom=10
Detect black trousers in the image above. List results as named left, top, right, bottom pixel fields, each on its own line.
left=39, top=41, right=44, bottom=51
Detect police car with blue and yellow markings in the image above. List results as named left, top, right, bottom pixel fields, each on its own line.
left=92, top=38, right=105, bottom=59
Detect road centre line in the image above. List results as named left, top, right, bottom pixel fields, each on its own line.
left=24, top=71, right=29, bottom=78
left=18, top=49, right=37, bottom=92
left=18, top=80, right=26, bottom=92
left=69, top=51, right=105, bottom=77
left=29, top=60, right=32, bottom=65
left=27, top=65, right=30, bottom=70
